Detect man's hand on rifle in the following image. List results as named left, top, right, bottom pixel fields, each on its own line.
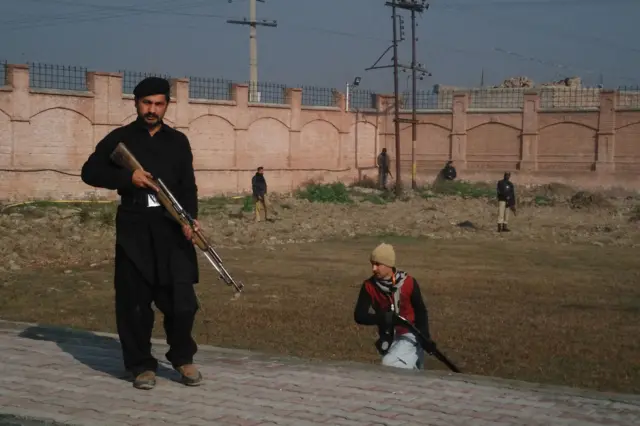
left=182, top=220, right=200, bottom=241
left=132, top=169, right=159, bottom=192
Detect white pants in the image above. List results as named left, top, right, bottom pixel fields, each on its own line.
left=381, top=333, right=425, bottom=370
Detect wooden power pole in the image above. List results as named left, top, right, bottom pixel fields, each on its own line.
left=366, top=1, right=430, bottom=196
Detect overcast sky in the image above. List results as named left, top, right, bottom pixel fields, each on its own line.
left=0, top=0, right=637, bottom=92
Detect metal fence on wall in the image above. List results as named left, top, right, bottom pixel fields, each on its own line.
left=468, top=88, right=525, bottom=109
left=6, top=60, right=640, bottom=112
left=299, top=85, right=336, bottom=107
left=28, top=62, right=88, bottom=91
left=0, top=60, right=6, bottom=86
left=348, top=89, right=377, bottom=110
left=189, top=76, right=234, bottom=101
left=250, top=81, right=288, bottom=104
left=617, top=86, right=640, bottom=110
left=539, top=87, right=601, bottom=109
left=400, top=90, right=454, bottom=110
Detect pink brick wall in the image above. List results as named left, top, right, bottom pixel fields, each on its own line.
left=1, top=63, right=640, bottom=201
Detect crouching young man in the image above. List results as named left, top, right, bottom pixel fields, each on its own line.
left=353, top=243, right=435, bottom=370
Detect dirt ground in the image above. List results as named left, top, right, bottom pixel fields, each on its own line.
left=0, top=181, right=639, bottom=394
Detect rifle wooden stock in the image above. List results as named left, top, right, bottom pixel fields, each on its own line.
left=109, top=142, right=244, bottom=293
left=110, top=143, right=203, bottom=243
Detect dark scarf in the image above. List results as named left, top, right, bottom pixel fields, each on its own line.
left=373, top=270, right=408, bottom=295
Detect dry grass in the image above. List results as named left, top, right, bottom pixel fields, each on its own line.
left=1, top=235, right=638, bottom=394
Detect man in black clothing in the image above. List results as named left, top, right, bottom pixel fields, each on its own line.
left=496, top=171, right=516, bottom=232
left=353, top=243, right=436, bottom=370
left=80, top=76, right=203, bottom=390
left=442, top=161, right=457, bottom=181
left=377, top=148, right=391, bottom=189
left=251, top=166, right=268, bottom=222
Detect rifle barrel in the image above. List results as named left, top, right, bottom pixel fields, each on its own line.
left=394, top=314, right=461, bottom=373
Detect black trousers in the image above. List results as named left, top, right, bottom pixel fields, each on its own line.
left=114, top=244, right=199, bottom=375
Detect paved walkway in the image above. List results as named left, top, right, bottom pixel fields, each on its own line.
left=0, top=320, right=638, bottom=426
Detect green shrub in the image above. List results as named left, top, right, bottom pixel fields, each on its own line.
left=295, top=182, right=353, bottom=204
left=242, top=196, right=254, bottom=212
left=431, top=180, right=495, bottom=199
left=534, top=195, right=553, bottom=207
left=361, top=194, right=387, bottom=205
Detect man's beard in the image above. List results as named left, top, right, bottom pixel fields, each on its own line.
left=140, top=113, right=160, bottom=128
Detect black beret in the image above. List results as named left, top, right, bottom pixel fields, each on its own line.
left=133, top=76, right=170, bottom=99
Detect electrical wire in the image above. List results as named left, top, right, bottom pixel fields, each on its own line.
left=1, top=0, right=636, bottom=85
left=441, top=0, right=635, bottom=5
left=4, top=0, right=634, bottom=55
left=2, top=0, right=390, bottom=43
left=0, top=0, right=219, bottom=31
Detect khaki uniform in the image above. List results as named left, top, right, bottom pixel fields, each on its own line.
left=254, top=194, right=268, bottom=222
left=497, top=201, right=509, bottom=225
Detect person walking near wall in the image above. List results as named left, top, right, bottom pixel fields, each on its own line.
left=252, top=166, right=268, bottom=222
left=377, top=148, right=391, bottom=189
left=496, top=172, right=517, bottom=232
left=80, top=76, right=203, bottom=390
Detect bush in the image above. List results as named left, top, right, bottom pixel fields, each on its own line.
left=629, top=206, right=640, bottom=223
left=242, top=196, right=254, bottom=212
left=360, top=194, right=387, bottom=205
left=350, top=176, right=378, bottom=189
left=534, top=195, right=554, bottom=207
left=431, top=180, right=495, bottom=199
left=295, top=182, right=353, bottom=204
left=569, top=191, right=612, bottom=210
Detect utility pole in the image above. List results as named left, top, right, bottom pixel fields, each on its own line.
left=366, top=1, right=430, bottom=196
left=391, top=1, right=402, bottom=196
left=397, top=1, right=429, bottom=190
left=411, top=6, right=418, bottom=189
left=227, top=0, right=277, bottom=102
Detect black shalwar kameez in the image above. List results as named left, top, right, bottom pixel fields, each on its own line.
left=81, top=115, right=200, bottom=376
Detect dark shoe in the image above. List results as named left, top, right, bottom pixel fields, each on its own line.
left=133, top=371, right=156, bottom=390
left=176, top=364, right=203, bottom=386
left=497, top=224, right=503, bottom=232
left=502, top=224, right=511, bottom=232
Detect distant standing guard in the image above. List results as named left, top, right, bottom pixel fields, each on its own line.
left=252, top=166, right=268, bottom=222
left=80, top=76, right=204, bottom=390
left=377, top=148, right=391, bottom=189
left=496, top=172, right=517, bottom=232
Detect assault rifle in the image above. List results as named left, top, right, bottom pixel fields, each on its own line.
left=393, top=313, right=461, bottom=373
left=110, top=142, right=245, bottom=294
left=508, top=198, right=517, bottom=216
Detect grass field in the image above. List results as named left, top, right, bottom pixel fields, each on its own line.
left=1, top=235, right=638, bottom=394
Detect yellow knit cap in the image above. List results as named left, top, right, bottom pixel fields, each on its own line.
left=370, top=243, right=395, bottom=267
